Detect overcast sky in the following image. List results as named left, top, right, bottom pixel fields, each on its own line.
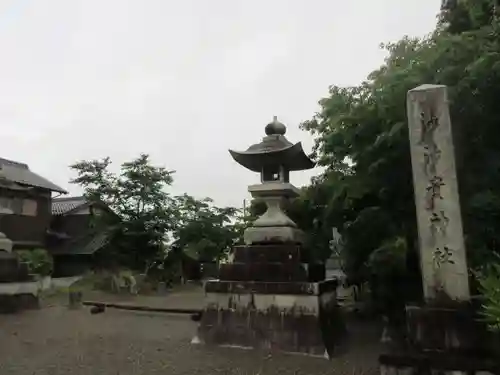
left=0, top=0, right=441, bottom=208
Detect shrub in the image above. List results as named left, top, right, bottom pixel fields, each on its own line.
left=366, top=237, right=408, bottom=314
left=476, top=256, right=500, bottom=333
left=17, top=248, right=53, bottom=277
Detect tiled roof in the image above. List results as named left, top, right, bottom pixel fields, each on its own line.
left=79, top=232, right=109, bottom=254
left=49, top=231, right=109, bottom=255
left=52, top=196, right=87, bottom=215
left=0, top=157, right=67, bottom=193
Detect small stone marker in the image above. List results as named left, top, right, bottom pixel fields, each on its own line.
left=68, top=290, right=83, bottom=309
left=406, top=84, right=470, bottom=301
left=157, top=281, right=167, bottom=295
left=330, top=227, right=343, bottom=257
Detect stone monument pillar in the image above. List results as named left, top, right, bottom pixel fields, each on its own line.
left=379, top=85, right=497, bottom=375
left=194, top=117, right=344, bottom=358
left=407, top=84, right=469, bottom=301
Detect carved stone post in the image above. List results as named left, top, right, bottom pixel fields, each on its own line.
left=379, top=84, right=496, bottom=375
left=406, top=84, right=469, bottom=301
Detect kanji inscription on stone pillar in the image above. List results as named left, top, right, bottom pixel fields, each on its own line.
left=407, top=84, right=470, bottom=301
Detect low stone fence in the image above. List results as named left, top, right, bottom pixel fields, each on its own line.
left=0, top=276, right=82, bottom=295
left=0, top=276, right=82, bottom=313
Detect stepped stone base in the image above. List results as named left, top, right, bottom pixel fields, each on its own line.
left=0, top=252, right=28, bottom=282
left=195, top=279, right=345, bottom=358
left=219, top=244, right=325, bottom=283
left=0, top=248, right=39, bottom=314
left=195, top=243, right=347, bottom=357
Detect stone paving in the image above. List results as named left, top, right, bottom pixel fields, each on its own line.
left=0, top=305, right=381, bottom=375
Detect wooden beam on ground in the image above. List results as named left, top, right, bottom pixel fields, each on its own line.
left=82, top=301, right=201, bottom=315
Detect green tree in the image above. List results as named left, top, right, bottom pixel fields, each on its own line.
left=171, top=194, right=239, bottom=262
left=300, top=8, right=500, bottom=305
left=17, top=249, right=53, bottom=277
left=440, top=0, right=499, bottom=33
left=70, top=154, right=176, bottom=270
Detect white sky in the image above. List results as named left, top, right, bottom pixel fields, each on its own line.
left=0, top=0, right=441, bottom=209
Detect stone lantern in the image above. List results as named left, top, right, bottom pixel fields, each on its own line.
left=194, top=116, right=344, bottom=358
left=229, top=116, right=314, bottom=244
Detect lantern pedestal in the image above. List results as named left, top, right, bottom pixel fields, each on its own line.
left=194, top=244, right=347, bottom=358
left=244, top=182, right=304, bottom=244
left=194, top=116, right=346, bottom=357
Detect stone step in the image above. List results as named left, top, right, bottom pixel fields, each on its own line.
left=218, top=262, right=325, bottom=283
left=232, top=244, right=309, bottom=263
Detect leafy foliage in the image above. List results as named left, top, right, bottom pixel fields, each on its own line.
left=366, top=237, right=414, bottom=314
left=17, top=249, right=53, bottom=277
left=440, top=0, right=499, bottom=34
left=476, top=256, right=500, bottom=332
left=171, top=194, right=240, bottom=262
left=70, top=154, right=240, bottom=274
left=70, top=154, right=176, bottom=270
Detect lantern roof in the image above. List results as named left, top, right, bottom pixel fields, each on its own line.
left=228, top=116, right=315, bottom=173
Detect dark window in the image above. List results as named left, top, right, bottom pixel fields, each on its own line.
left=0, top=197, right=22, bottom=214
left=0, top=197, right=36, bottom=215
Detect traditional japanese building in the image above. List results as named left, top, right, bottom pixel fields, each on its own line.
left=0, top=157, right=67, bottom=250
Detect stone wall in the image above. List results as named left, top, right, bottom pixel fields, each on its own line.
left=0, top=276, right=81, bottom=313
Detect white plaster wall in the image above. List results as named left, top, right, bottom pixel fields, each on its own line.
left=0, top=281, right=41, bottom=295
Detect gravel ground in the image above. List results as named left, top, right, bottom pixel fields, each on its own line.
left=0, top=307, right=381, bottom=375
